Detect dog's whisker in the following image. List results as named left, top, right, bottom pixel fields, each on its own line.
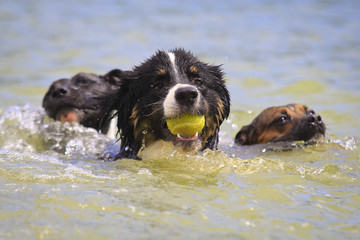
left=143, top=102, right=160, bottom=109
left=144, top=107, right=164, bottom=117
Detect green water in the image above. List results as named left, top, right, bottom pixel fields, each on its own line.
left=1, top=0, right=360, bottom=239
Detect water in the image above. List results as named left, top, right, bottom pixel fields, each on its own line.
left=1, top=0, right=360, bottom=239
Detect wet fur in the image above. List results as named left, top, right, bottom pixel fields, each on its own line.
left=107, top=49, right=230, bottom=160
left=43, top=70, right=122, bottom=134
left=235, top=104, right=326, bottom=145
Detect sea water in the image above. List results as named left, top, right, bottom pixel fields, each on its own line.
left=1, top=0, right=359, bottom=239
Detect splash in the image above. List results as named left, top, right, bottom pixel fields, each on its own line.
left=0, top=104, right=119, bottom=159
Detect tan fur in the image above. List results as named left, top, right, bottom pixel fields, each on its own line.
left=157, top=69, right=166, bottom=76
left=255, top=105, right=307, bottom=143
left=236, top=104, right=325, bottom=145
left=189, top=65, right=198, bottom=74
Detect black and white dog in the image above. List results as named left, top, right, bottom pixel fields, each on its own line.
left=43, top=70, right=122, bottom=136
left=107, top=48, right=230, bottom=160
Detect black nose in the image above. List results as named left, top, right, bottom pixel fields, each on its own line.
left=175, top=86, right=198, bottom=106
left=307, top=113, right=322, bottom=124
left=52, top=86, right=68, bottom=98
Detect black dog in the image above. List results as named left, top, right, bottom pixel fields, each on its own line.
left=43, top=70, right=122, bottom=136
left=107, top=48, right=230, bottom=160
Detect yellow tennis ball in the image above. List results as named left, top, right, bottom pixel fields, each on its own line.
left=166, top=114, right=205, bottom=137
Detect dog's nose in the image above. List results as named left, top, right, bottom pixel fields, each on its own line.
left=52, top=86, right=68, bottom=98
left=307, top=113, right=322, bottom=124
left=175, top=86, right=198, bottom=106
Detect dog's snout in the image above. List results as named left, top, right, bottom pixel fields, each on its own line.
left=52, top=86, right=68, bottom=98
left=308, top=115, right=316, bottom=123
left=307, top=113, right=322, bottom=124
left=317, top=115, right=322, bottom=123
left=175, top=86, right=198, bottom=106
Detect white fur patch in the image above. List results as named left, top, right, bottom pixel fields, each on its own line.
left=106, top=116, right=118, bottom=139
left=167, top=52, right=179, bottom=81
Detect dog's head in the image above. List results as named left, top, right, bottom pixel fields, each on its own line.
left=42, top=70, right=122, bottom=133
left=235, top=104, right=326, bottom=145
left=110, top=49, right=230, bottom=159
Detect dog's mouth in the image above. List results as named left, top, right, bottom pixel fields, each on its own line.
left=276, top=122, right=326, bottom=143
left=163, top=114, right=205, bottom=151
left=55, top=107, right=80, bottom=122
left=174, top=131, right=200, bottom=143
left=53, top=107, right=98, bottom=123
left=170, top=131, right=203, bottom=152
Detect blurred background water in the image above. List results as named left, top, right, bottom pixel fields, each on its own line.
left=1, top=0, right=359, bottom=239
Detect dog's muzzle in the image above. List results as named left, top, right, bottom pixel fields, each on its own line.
left=162, top=84, right=203, bottom=151
left=163, top=84, right=200, bottom=118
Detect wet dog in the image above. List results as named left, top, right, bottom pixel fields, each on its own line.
left=42, top=70, right=122, bottom=136
left=107, top=48, right=230, bottom=160
left=235, top=104, right=326, bottom=145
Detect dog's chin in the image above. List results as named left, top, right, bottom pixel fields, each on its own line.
left=304, top=132, right=325, bottom=144
left=274, top=128, right=325, bottom=144
left=173, top=133, right=203, bottom=152
left=161, top=123, right=203, bottom=152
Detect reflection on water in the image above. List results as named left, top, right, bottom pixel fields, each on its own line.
left=1, top=0, right=360, bottom=239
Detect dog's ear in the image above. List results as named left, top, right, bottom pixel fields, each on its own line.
left=110, top=72, right=143, bottom=160
left=98, top=70, right=134, bottom=137
left=210, top=65, right=230, bottom=121
left=201, top=64, right=230, bottom=151
left=103, top=69, right=123, bottom=86
left=235, top=125, right=256, bottom=145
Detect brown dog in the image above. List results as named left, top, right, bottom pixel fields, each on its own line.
left=235, top=104, right=326, bottom=145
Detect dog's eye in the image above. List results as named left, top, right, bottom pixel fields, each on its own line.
left=151, top=82, right=164, bottom=90
left=277, top=116, right=289, bottom=125
left=193, top=78, right=202, bottom=86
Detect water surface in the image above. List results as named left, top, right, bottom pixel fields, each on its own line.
left=1, top=0, right=359, bottom=239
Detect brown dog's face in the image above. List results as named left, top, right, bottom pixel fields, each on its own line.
left=235, top=104, right=326, bottom=145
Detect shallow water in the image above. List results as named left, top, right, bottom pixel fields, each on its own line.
left=1, top=0, right=360, bottom=239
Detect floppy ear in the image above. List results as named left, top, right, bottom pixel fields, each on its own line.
left=97, top=70, right=127, bottom=130
left=210, top=65, right=230, bottom=120
left=201, top=65, right=230, bottom=151
left=111, top=72, right=143, bottom=160
left=235, top=125, right=256, bottom=145
left=103, top=69, right=123, bottom=86
left=98, top=72, right=141, bottom=160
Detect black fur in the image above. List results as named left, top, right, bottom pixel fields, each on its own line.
left=107, top=49, right=230, bottom=160
left=43, top=69, right=122, bottom=134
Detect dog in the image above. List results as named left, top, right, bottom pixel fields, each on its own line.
left=42, top=70, right=122, bottom=136
left=106, top=48, right=230, bottom=160
left=235, top=104, right=326, bottom=145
